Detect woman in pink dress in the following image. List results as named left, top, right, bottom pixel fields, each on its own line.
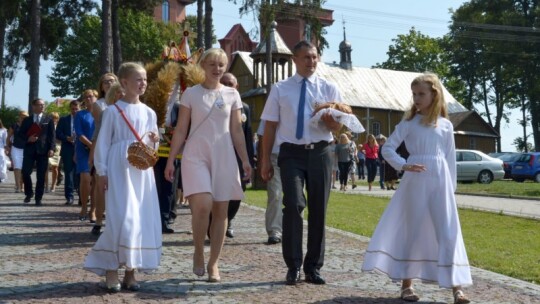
left=165, top=48, right=251, bottom=283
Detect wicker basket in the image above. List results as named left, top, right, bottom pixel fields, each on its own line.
left=127, top=138, right=158, bottom=170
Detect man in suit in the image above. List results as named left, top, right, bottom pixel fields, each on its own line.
left=17, top=98, right=56, bottom=206
left=219, top=72, right=255, bottom=238
left=154, top=97, right=181, bottom=234
left=56, top=100, right=80, bottom=205
left=260, top=41, right=343, bottom=285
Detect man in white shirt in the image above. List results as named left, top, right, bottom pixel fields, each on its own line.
left=257, top=120, right=282, bottom=245
left=260, top=40, right=343, bottom=285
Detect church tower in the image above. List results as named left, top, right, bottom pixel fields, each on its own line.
left=339, top=20, right=352, bottom=70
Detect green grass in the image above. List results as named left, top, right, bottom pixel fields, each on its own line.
left=455, top=179, right=540, bottom=198
left=244, top=189, right=540, bottom=284
left=351, top=179, right=540, bottom=198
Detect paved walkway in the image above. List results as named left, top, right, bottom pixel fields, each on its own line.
left=1, top=173, right=539, bottom=303
left=344, top=183, right=540, bottom=219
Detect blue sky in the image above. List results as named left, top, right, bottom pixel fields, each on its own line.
left=3, top=0, right=529, bottom=151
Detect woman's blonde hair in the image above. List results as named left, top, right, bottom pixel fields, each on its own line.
left=199, top=48, right=228, bottom=68
left=50, top=112, right=60, bottom=121
left=366, top=134, right=378, bottom=147
left=105, top=83, right=124, bottom=105
left=405, top=72, right=447, bottom=126
left=97, top=73, right=118, bottom=98
left=339, top=133, right=350, bottom=144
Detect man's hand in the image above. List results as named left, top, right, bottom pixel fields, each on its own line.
left=321, top=112, right=342, bottom=131
left=260, top=159, right=274, bottom=182
left=48, top=150, right=54, bottom=158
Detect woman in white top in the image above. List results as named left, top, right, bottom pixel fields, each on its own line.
left=0, top=119, right=8, bottom=182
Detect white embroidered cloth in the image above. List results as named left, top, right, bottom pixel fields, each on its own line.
left=310, top=108, right=365, bottom=133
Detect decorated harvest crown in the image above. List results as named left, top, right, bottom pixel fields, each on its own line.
left=143, top=21, right=205, bottom=127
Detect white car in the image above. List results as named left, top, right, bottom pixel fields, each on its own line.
left=456, top=149, right=505, bottom=184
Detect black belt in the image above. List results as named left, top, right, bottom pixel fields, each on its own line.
left=281, top=141, right=329, bottom=150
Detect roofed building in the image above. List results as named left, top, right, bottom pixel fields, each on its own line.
left=153, top=0, right=195, bottom=24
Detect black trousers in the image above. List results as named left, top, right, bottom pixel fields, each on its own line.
left=154, top=157, right=179, bottom=224
left=61, top=153, right=76, bottom=200
left=365, top=158, right=378, bottom=183
left=337, top=161, right=352, bottom=185
left=278, top=141, right=332, bottom=272
left=22, top=151, right=48, bottom=200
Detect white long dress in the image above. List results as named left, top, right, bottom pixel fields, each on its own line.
left=0, top=128, right=7, bottom=181
left=361, top=115, right=472, bottom=288
left=84, top=100, right=162, bottom=276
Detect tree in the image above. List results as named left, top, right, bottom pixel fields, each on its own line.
left=49, top=10, right=179, bottom=97
left=513, top=136, right=533, bottom=152
left=28, top=0, right=41, bottom=112
left=447, top=0, right=534, bottom=152
left=111, top=0, right=122, bottom=72
left=101, top=0, right=113, bottom=74
left=3, top=0, right=95, bottom=110
left=231, top=0, right=329, bottom=52
left=374, top=28, right=449, bottom=76
left=204, top=0, right=213, bottom=49
left=197, top=0, right=204, bottom=49
left=0, top=0, right=23, bottom=109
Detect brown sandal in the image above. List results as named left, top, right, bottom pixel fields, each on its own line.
left=453, top=290, right=471, bottom=304
left=400, top=287, right=420, bottom=302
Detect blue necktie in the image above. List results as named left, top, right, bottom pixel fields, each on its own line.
left=296, top=78, right=307, bottom=139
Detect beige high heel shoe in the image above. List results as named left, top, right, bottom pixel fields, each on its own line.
left=207, top=265, right=221, bottom=283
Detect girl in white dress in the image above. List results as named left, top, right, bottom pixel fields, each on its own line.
left=84, top=62, right=161, bottom=292
left=165, top=48, right=252, bottom=283
left=361, top=73, right=472, bottom=304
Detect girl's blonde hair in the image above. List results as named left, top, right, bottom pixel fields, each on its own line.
left=405, top=72, right=447, bottom=126
left=117, top=62, right=145, bottom=82
left=105, top=83, right=124, bottom=105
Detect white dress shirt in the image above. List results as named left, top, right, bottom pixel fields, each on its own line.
left=261, top=73, right=342, bottom=146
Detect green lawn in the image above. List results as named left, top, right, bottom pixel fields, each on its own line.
left=244, top=189, right=540, bottom=284
left=350, top=179, right=540, bottom=198
left=455, top=179, right=540, bottom=198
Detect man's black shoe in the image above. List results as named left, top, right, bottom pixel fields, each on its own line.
left=65, top=198, right=74, bottom=205
left=286, top=268, right=301, bottom=285
left=267, top=236, right=282, bottom=245
left=305, top=271, right=326, bottom=285
left=91, top=225, right=101, bottom=236
left=35, top=200, right=42, bottom=206
left=162, top=223, right=174, bottom=234
left=24, top=196, right=32, bottom=203
left=226, top=228, right=234, bottom=238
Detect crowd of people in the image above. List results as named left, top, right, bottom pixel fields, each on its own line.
left=0, top=40, right=472, bottom=304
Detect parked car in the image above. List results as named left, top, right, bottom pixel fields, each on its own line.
left=494, top=152, right=521, bottom=179
left=511, top=152, right=540, bottom=182
left=456, top=149, right=505, bottom=184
